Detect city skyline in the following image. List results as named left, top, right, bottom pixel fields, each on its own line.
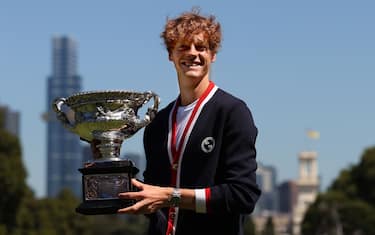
left=1, top=1, right=374, bottom=197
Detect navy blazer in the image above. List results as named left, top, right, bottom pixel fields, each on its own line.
left=143, top=88, right=261, bottom=235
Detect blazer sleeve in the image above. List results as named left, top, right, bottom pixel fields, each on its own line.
left=208, top=101, right=261, bottom=214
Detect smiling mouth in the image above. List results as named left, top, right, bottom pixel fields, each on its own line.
left=181, top=61, right=204, bottom=67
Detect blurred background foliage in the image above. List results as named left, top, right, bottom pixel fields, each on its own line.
left=0, top=110, right=148, bottom=235
left=302, top=146, right=375, bottom=235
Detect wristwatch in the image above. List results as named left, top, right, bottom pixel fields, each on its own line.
left=168, top=188, right=181, bottom=207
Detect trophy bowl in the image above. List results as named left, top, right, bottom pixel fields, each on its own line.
left=52, top=90, right=160, bottom=215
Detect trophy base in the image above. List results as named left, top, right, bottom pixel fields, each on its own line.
left=77, top=160, right=139, bottom=215
left=76, top=199, right=136, bottom=215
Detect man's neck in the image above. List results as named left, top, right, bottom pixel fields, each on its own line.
left=179, top=78, right=210, bottom=106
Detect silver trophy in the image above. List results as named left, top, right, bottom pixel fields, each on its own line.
left=53, top=90, right=159, bottom=215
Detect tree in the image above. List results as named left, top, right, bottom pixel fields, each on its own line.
left=0, top=111, right=28, bottom=234
left=302, top=146, right=375, bottom=235
left=0, top=108, right=4, bottom=128
left=87, top=214, right=148, bottom=235
left=13, top=189, right=93, bottom=235
left=261, top=216, right=275, bottom=235
left=302, top=191, right=375, bottom=235
left=244, top=216, right=256, bottom=235
left=330, top=146, right=375, bottom=207
left=350, top=147, right=375, bottom=205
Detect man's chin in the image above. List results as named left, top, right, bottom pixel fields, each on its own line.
left=184, top=71, right=204, bottom=79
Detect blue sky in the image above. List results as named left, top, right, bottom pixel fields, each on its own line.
left=1, top=1, right=374, bottom=197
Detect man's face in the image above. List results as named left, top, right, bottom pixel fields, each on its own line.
left=169, top=33, right=216, bottom=84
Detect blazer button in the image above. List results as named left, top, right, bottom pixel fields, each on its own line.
left=172, top=163, right=178, bottom=170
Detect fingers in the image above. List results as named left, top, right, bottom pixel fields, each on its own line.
left=118, top=191, right=143, bottom=200
left=118, top=179, right=146, bottom=200
left=131, top=178, right=144, bottom=190
left=117, top=199, right=158, bottom=214
left=117, top=201, right=143, bottom=214
left=117, top=180, right=167, bottom=214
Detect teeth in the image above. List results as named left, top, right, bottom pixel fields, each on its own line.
left=182, top=62, right=201, bottom=66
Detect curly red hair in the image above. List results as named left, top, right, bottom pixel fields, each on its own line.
left=161, top=8, right=222, bottom=55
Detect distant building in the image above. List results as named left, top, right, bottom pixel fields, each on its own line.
left=253, top=213, right=291, bottom=235
left=292, top=151, right=320, bottom=235
left=0, top=104, right=20, bottom=137
left=278, top=180, right=297, bottom=214
left=45, top=36, right=82, bottom=198
left=255, top=163, right=278, bottom=214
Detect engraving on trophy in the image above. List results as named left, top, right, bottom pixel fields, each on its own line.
left=84, top=173, right=129, bottom=201
left=52, top=90, right=160, bottom=215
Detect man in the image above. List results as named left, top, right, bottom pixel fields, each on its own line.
left=118, top=9, right=261, bottom=235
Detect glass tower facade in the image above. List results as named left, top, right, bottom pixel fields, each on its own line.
left=46, top=36, right=82, bottom=197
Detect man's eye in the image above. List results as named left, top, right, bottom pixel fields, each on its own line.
left=195, top=46, right=206, bottom=51
left=178, top=46, right=189, bottom=51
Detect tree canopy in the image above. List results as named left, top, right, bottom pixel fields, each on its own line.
left=261, top=216, right=275, bottom=235
left=0, top=111, right=28, bottom=234
left=302, top=146, right=375, bottom=235
left=244, top=216, right=256, bottom=235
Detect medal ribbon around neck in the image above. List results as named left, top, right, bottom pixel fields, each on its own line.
left=166, top=81, right=215, bottom=235
left=170, top=81, right=215, bottom=185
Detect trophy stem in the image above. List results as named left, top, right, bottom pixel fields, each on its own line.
left=92, top=131, right=125, bottom=161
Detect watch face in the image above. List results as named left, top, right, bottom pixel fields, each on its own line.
left=170, top=188, right=181, bottom=207
left=171, top=197, right=179, bottom=207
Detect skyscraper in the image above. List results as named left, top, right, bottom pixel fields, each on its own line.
left=46, top=36, right=82, bottom=197
left=255, top=162, right=278, bottom=214
left=0, top=104, right=20, bottom=137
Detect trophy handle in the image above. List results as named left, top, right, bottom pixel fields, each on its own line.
left=145, top=91, right=160, bottom=121
left=132, top=91, right=160, bottom=130
left=52, top=98, right=75, bottom=131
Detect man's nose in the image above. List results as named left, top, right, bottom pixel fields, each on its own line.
left=187, top=45, right=199, bottom=55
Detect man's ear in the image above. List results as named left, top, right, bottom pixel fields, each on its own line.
left=211, top=53, right=217, bottom=62
left=168, top=50, right=174, bottom=61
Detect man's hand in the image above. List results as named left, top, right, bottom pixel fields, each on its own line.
left=117, top=179, right=172, bottom=214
